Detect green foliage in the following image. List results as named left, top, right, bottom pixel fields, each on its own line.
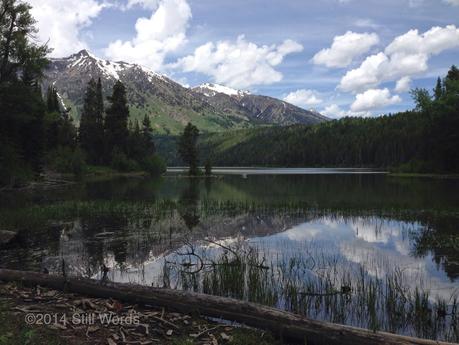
left=0, top=82, right=46, bottom=174
left=110, top=148, right=140, bottom=172
left=46, top=146, right=87, bottom=177
left=141, top=154, right=166, bottom=176
left=79, top=78, right=105, bottom=164
left=0, top=142, right=34, bottom=187
left=189, top=66, right=459, bottom=173
left=178, top=122, right=200, bottom=175
left=0, top=0, right=52, bottom=186
left=0, top=0, right=50, bottom=83
left=433, top=77, right=444, bottom=101
left=410, top=88, right=432, bottom=113
left=46, top=86, right=59, bottom=112
left=105, top=80, right=130, bottom=157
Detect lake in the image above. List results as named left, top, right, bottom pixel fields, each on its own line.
left=0, top=170, right=458, bottom=342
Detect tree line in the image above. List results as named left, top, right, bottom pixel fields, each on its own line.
left=193, top=66, right=459, bottom=173
left=0, top=0, right=164, bottom=188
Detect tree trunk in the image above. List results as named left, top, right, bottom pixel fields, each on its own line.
left=0, top=269, right=454, bottom=345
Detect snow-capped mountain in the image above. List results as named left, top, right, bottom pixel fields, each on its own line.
left=44, top=50, right=327, bottom=134
left=192, top=83, right=328, bottom=126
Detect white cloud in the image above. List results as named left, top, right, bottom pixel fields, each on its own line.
left=174, top=36, right=303, bottom=89
left=105, top=0, right=191, bottom=71
left=28, top=0, right=105, bottom=57
left=339, top=25, right=459, bottom=93
left=351, top=88, right=401, bottom=112
left=394, top=76, right=411, bottom=93
left=312, top=31, right=379, bottom=68
left=126, top=0, right=159, bottom=9
left=283, top=89, right=323, bottom=107
left=321, top=104, right=371, bottom=119
left=385, top=25, right=459, bottom=56
left=444, top=0, right=459, bottom=5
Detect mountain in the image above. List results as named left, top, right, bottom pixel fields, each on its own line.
left=44, top=50, right=327, bottom=134
left=191, top=83, right=328, bottom=126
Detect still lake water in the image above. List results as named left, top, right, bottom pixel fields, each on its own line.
left=1, top=169, right=458, bottom=341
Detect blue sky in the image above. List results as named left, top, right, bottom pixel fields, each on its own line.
left=28, top=0, right=459, bottom=117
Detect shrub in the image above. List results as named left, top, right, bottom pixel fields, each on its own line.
left=47, top=146, right=87, bottom=177
left=394, top=160, right=436, bottom=173
left=0, top=143, right=34, bottom=187
left=141, top=154, right=166, bottom=176
left=111, top=149, right=139, bottom=172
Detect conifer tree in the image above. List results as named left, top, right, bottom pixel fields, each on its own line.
left=142, top=114, right=155, bottom=154
left=0, top=0, right=49, bottom=185
left=434, top=77, right=443, bottom=101
left=79, top=79, right=97, bottom=158
left=94, top=77, right=105, bottom=161
left=178, top=122, right=199, bottom=175
left=105, top=80, right=129, bottom=158
left=79, top=78, right=105, bottom=164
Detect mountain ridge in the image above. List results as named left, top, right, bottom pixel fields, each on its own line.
left=44, top=50, right=328, bottom=134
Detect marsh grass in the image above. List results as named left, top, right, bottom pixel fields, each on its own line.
left=1, top=197, right=458, bottom=342
left=0, top=198, right=444, bottom=231
left=161, top=240, right=459, bottom=343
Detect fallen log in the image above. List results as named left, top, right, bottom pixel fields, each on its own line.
left=0, top=268, right=454, bottom=345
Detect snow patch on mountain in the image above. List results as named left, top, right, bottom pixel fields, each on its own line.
left=195, top=83, right=250, bottom=97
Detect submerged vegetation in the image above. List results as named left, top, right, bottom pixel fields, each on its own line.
left=161, top=239, right=459, bottom=342
left=0, top=175, right=458, bottom=342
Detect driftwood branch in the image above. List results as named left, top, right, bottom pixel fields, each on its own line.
left=0, top=268, right=454, bottom=345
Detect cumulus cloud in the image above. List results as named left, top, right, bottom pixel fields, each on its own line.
left=394, top=76, right=411, bottom=93
left=444, top=0, right=459, bottom=5
left=27, top=0, right=105, bottom=57
left=283, top=89, right=323, bottom=108
left=105, top=0, right=191, bottom=71
left=350, top=88, right=401, bottom=112
left=312, top=31, right=379, bottom=68
left=321, top=104, right=371, bottom=119
left=339, top=25, right=459, bottom=93
left=174, top=36, right=303, bottom=89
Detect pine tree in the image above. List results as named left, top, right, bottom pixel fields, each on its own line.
left=433, top=77, right=443, bottom=101
left=79, top=78, right=97, bottom=158
left=178, top=122, right=199, bottom=175
left=79, top=78, right=105, bottom=164
left=0, top=0, right=49, bottom=186
left=142, top=114, right=155, bottom=154
left=446, top=65, right=459, bottom=82
left=105, top=80, right=130, bottom=159
left=46, top=86, right=54, bottom=112
left=94, top=77, right=105, bottom=161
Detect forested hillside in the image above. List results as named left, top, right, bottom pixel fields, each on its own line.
left=159, top=67, right=459, bottom=173
left=0, top=0, right=163, bottom=188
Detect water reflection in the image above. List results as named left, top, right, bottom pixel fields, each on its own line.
left=1, top=173, right=459, bottom=341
